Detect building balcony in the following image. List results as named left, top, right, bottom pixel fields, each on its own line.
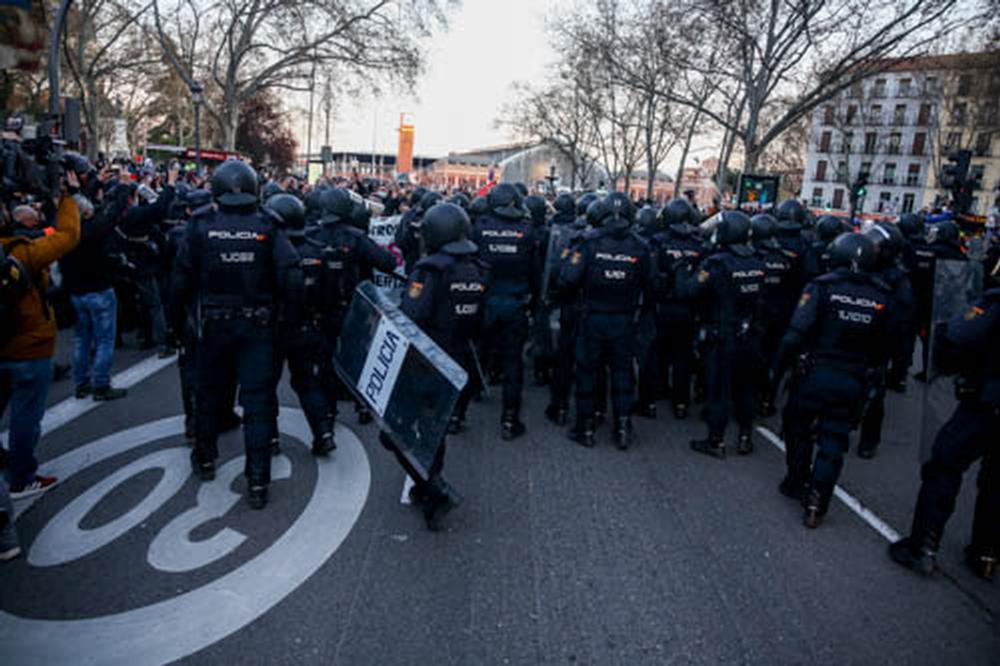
left=890, top=117, right=907, bottom=126
left=905, top=177, right=920, bottom=187
left=974, top=147, right=993, bottom=157
left=886, top=146, right=902, bottom=155
left=882, top=177, right=897, bottom=186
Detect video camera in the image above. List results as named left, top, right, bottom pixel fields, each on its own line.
left=1, top=115, right=65, bottom=203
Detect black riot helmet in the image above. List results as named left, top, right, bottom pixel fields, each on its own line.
left=603, top=191, right=635, bottom=230
left=660, top=198, right=697, bottom=228
left=409, top=187, right=428, bottom=208
left=448, top=193, right=470, bottom=210
left=775, top=199, right=807, bottom=232
left=513, top=182, right=529, bottom=198
left=554, top=192, right=575, bottom=216
left=576, top=192, right=598, bottom=217
left=261, top=181, right=285, bottom=203
left=815, top=215, right=847, bottom=244
left=750, top=213, right=780, bottom=248
left=349, top=201, right=372, bottom=233
left=828, top=232, right=877, bottom=273
left=704, top=210, right=752, bottom=246
left=864, top=220, right=906, bottom=268
left=419, top=191, right=443, bottom=213
left=928, top=220, right=960, bottom=245
left=636, top=206, right=661, bottom=234
left=265, top=193, right=306, bottom=234
left=422, top=203, right=477, bottom=255
left=211, top=160, right=259, bottom=207
left=523, top=195, right=548, bottom=225
left=585, top=199, right=611, bottom=228
left=488, top=183, right=524, bottom=220
left=897, top=213, right=924, bottom=240
left=469, top=195, right=490, bottom=221
left=318, top=187, right=354, bottom=225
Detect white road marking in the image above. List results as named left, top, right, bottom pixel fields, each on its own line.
left=0, top=408, right=371, bottom=666
left=400, top=474, right=415, bottom=505
left=755, top=426, right=902, bottom=543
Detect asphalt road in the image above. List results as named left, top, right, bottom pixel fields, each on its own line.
left=1, top=339, right=997, bottom=665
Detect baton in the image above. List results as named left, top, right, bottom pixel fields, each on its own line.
left=468, top=340, right=491, bottom=400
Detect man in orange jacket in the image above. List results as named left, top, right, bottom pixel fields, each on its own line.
left=0, top=178, right=81, bottom=501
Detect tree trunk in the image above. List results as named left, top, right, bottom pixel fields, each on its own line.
left=716, top=127, right=736, bottom=198
left=84, top=80, right=100, bottom=161
left=673, top=111, right=701, bottom=199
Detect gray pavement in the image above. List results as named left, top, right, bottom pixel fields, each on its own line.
left=1, top=343, right=997, bottom=665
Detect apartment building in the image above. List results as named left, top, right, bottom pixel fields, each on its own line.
left=800, top=51, right=1000, bottom=217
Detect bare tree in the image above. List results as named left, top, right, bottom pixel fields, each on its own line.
left=151, top=0, right=451, bottom=150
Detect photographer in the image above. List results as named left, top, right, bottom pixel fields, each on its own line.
left=0, top=173, right=81, bottom=500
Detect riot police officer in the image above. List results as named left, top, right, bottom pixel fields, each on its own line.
left=559, top=192, right=654, bottom=449
left=397, top=203, right=490, bottom=530
left=889, top=275, right=999, bottom=581
left=544, top=196, right=595, bottom=426
left=634, top=205, right=663, bottom=416
left=911, top=220, right=967, bottom=380
left=772, top=233, right=893, bottom=528
left=524, top=194, right=554, bottom=386
left=679, top=211, right=765, bottom=458
left=802, top=214, right=849, bottom=282
left=751, top=213, right=797, bottom=415
left=857, top=221, right=915, bottom=458
left=266, top=194, right=337, bottom=456
left=394, top=187, right=435, bottom=272
left=171, top=161, right=302, bottom=509
left=650, top=199, right=703, bottom=419
left=774, top=199, right=810, bottom=295
left=470, top=183, right=542, bottom=440
left=551, top=193, right=576, bottom=227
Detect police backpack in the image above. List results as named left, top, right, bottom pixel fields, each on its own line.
left=0, top=239, right=32, bottom=347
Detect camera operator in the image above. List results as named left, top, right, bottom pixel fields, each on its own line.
left=0, top=170, right=81, bottom=500
left=59, top=165, right=133, bottom=401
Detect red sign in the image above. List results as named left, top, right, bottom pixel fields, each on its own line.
left=182, top=148, right=244, bottom=162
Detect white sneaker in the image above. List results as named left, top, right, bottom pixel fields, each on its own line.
left=9, top=475, right=58, bottom=500
left=0, top=546, right=21, bottom=562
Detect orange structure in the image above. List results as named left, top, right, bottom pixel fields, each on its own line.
left=397, top=113, right=415, bottom=174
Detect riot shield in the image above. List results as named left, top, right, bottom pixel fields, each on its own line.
left=334, top=280, right=468, bottom=481
left=919, top=259, right=982, bottom=462
left=540, top=224, right=571, bottom=304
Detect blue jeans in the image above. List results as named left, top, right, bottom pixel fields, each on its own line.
left=0, top=358, right=53, bottom=486
left=71, top=288, right=118, bottom=389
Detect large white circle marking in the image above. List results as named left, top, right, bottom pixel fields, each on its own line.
left=0, top=408, right=370, bottom=665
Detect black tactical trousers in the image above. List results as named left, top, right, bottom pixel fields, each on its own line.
left=782, top=365, right=865, bottom=503
left=549, top=306, right=580, bottom=410
left=194, top=317, right=276, bottom=486
left=910, top=400, right=999, bottom=553
left=272, top=325, right=335, bottom=440
left=482, top=298, right=529, bottom=417
left=701, top=333, right=760, bottom=437
left=659, top=316, right=696, bottom=407
left=635, top=311, right=659, bottom=407
left=575, top=313, right=635, bottom=422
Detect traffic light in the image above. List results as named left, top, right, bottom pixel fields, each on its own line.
left=852, top=174, right=868, bottom=201
left=940, top=150, right=973, bottom=214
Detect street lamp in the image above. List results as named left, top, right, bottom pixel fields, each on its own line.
left=546, top=161, right=558, bottom=195
left=190, top=82, right=204, bottom=173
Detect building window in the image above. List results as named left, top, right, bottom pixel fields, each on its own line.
left=971, top=165, right=985, bottom=189
left=917, top=103, right=932, bottom=126
left=951, top=103, right=967, bottom=125
left=906, top=163, right=920, bottom=186
left=836, top=161, right=848, bottom=182
left=864, top=132, right=878, bottom=154
left=846, top=105, right=858, bottom=125
left=957, top=74, right=973, bottom=97
left=848, top=82, right=863, bottom=98
left=873, top=79, right=887, bottom=97
left=945, top=132, right=962, bottom=149
left=925, top=76, right=940, bottom=95
left=832, top=189, right=845, bottom=210
left=878, top=191, right=892, bottom=212
left=860, top=162, right=872, bottom=179
left=892, top=104, right=906, bottom=125
left=842, top=131, right=854, bottom=153
left=819, top=130, right=832, bottom=152
left=975, top=132, right=992, bottom=157
left=902, top=193, right=915, bottom=213
left=811, top=187, right=824, bottom=207
left=869, top=104, right=883, bottom=124
left=815, top=160, right=828, bottom=181
left=898, top=78, right=912, bottom=97
left=912, top=132, right=926, bottom=156
left=888, top=133, right=902, bottom=154
left=823, top=106, right=835, bottom=125
left=883, top=163, right=897, bottom=185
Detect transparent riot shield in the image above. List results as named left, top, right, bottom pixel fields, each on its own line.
left=540, top=224, right=571, bottom=305
left=919, top=259, right=982, bottom=462
left=334, top=281, right=468, bottom=480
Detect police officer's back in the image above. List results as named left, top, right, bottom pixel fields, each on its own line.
left=773, top=233, right=893, bottom=528
left=171, top=160, right=302, bottom=510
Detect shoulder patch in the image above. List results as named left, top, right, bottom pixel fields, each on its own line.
left=964, top=305, right=984, bottom=320
left=408, top=281, right=424, bottom=300
left=798, top=291, right=811, bottom=307
left=697, top=269, right=710, bottom=284
left=570, top=251, right=582, bottom=265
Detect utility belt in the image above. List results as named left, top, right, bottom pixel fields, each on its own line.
left=699, top=318, right=754, bottom=343
left=202, top=305, right=274, bottom=327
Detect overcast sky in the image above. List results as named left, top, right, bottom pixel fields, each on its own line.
left=294, top=0, right=556, bottom=158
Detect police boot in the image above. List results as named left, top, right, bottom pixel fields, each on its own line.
left=690, top=433, right=725, bottom=459
left=356, top=404, right=373, bottom=425
left=248, top=484, right=269, bottom=510
left=634, top=403, right=657, bottom=419
left=736, top=430, right=754, bottom=455
left=501, top=411, right=526, bottom=441
left=778, top=476, right=807, bottom=502
left=802, top=487, right=829, bottom=529
left=312, top=431, right=336, bottom=457
left=964, top=545, right=997, bottom=582
left=190, top=450, right=216, bottom=481
left=593, top=411, right=606, bottom=428
left=568, top=419, right=596, bottom=448
left=613, top=418, right=634, bottom=451
left=545, top=403, right=569, bottom=427
left=269, top=436, right=281, bottom=457
left=423, top=478, right=461, bottom=532
left=672, top=403, right=688, bottom=420
left=888, top=532, right=939, bottom=576
left=447, top=414, right=464, bottom=435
